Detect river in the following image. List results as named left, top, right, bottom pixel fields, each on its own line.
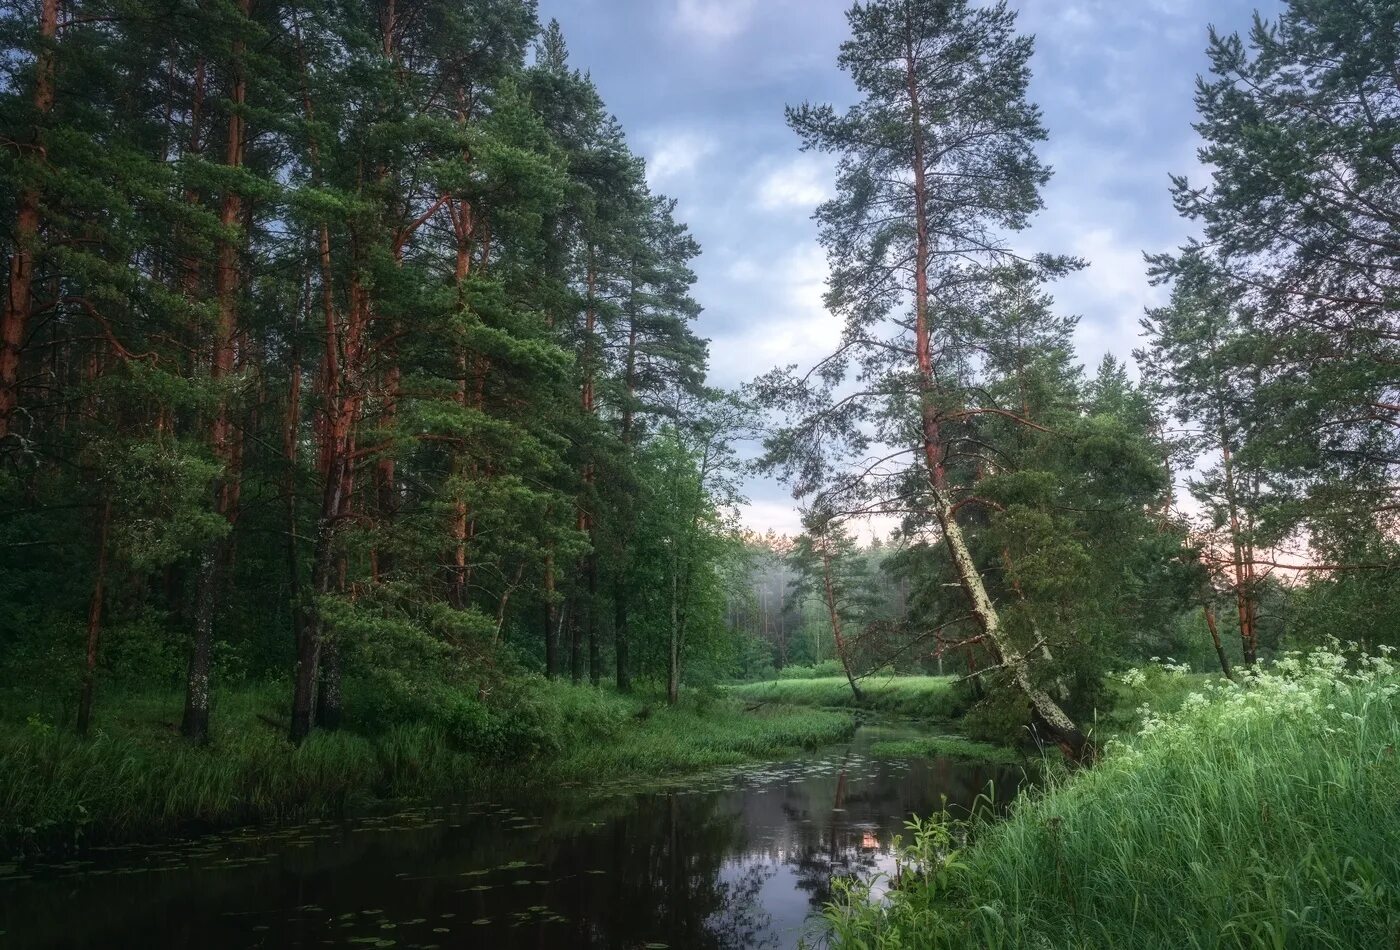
left=0, top=721, right=1022, bottom=949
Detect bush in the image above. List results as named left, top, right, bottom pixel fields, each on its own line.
left=777, top=660, right=846, bottom=679
left=959, top=682, right=1030, bottom=745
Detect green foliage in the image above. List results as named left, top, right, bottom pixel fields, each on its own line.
left=761, top=0, right=1185, bottom=738
left=0, top=0, right=736, bottom=760
left=0, top=678, right=854, bottom=852
left=776, top=660, right=845, bottom=680
left=728, top=676, right=967, bottom=720
left=1147, top=0, right=1400, bottom=649
left=959, top=681, right=1032, bottom=747
left=553, top=697, right=854, bottom=778
left=825, top=645, right=1400, bottom=948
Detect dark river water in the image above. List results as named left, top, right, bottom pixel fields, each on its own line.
left=0, top=722, right=1022, bottom=949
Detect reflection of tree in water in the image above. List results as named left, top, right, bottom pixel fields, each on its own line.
left=782, top=759, right=884, bottom=916
left=10, top=746, right=1025, bottom=950
left=561, top=789, right=779, bottom=949
left=704, top=861, right=779, bottom=950
left=780, top=753, right=1020, bottom=920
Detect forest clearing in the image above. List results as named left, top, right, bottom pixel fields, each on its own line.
left=2, top=0, right=1398, bottom=946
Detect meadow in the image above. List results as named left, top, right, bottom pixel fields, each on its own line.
left=727, top=675, right=966, bottom=720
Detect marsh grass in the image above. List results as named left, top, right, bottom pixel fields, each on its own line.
left=728, top=675, right=965, bottom=719
left=0, top=680, right=855, bottom=853
left=824, top=646, right=1400, bottom=949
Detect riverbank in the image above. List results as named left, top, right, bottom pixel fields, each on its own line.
left=725, top=676, right=1022, bottom=765
left=728, top=675, right=967, bottom=719
left=824, top=648, right=1400, bottom=949
left=0, top=680, right=856, bottom=854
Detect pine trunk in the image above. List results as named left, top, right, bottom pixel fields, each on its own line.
left=613, top=312, right=639, bottom=691
left=577, top=249, right=597, bottom=685
left=819, top=537, right=863, bottom=703
left=667, top=549, right=680, bottom=705
left=182, top=544, right=219, bottom=741
left=1220, top=437, right=1258, bottom=667
left=447, top=203, right=474, bottom=609
left=569, top=592, right=583, bottom=684
left=586, top=555, right=600, bottom=686
left=0, top=0, right=58, bottom=441
left=614, top=585, right=631, bottom=692
left=76, top=497, right=112, bottom=736
left=184, top=5, right=251, bottom=741
left=1203, top=603, right=1235, bottom=681
left=543, top=549, right=558, bottom=679
left=316, top=637, right=343, bottom=730
left=902, top=23, right=1088, bottom=760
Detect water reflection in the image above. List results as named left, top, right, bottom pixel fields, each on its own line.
left=0, top=724, right=1021, bottom=949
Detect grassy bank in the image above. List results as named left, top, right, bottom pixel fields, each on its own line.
left=866, top=734, right=1024, bottom=766
left=0, top=680, right=855, bottom=853
left=728, top=675, right=965, bottom=719
left=825, top=647, right=1400, bottom=949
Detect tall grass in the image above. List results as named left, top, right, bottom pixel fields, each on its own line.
left=0, top=679, right=855, bottom=852
left=728, top=675, right=965, bottom=719
left=824, top=645, right=1400, bottom=949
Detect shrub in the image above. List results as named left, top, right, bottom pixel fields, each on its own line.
left=777, top=660, right=845, bottom=680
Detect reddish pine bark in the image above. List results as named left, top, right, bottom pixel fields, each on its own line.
left=0, top=0, right=59, bottom=441
left=899, top=16, right=1088, bottom=760
left=1220, top=437, right=1259, bottom=666
left=447, top=195, right=476, bottom=610
left=184, top=2, right=251, bottom=741
left=1203, top=603, right=1235, bottom=681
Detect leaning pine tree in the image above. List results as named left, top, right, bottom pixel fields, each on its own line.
left=760, top=0, right=1091, bottom=757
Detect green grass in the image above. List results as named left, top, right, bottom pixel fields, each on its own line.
left=0, top=679, right=855, bottom=853
left=867, top=734, right=1025, bottom=766
left=556, top=701, right=856, bottom=777
left=825, top=648, right=1400, bottom=949
left=1094, top=667, right=1221, bottom=735
left=728, top=675, right=965, bottom=719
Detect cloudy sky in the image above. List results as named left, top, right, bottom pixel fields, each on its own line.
left=534, top=0, right=1283, bottom=536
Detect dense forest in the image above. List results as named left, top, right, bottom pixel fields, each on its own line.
left=1, top=0, right=1398, bottom=947
left=0, top=0, right=753, bottom=741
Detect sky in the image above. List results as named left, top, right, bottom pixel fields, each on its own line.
left=534, top=0, right=1284, bottom=537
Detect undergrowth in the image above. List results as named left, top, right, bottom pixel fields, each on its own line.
left=0, top=678, right=855, bottom=854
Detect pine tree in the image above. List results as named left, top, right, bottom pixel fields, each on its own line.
left=1140, top=252, right=1269, bottom=668
left=790, top=511, right=876, bottom=701
left=1168, top=0, right=1400, bottom=554
left=761, top=0, right=1091, bottom=757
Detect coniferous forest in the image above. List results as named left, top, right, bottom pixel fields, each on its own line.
left=0, top=0, right=1398, bottom=948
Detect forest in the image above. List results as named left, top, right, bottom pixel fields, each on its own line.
left=0, top=0, right=1397, bottom=947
